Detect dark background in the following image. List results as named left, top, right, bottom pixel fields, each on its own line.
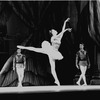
left=0, top=0, right=99, bottom=85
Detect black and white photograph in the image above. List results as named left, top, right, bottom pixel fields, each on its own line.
left=0, top=0, right=100, bottom=94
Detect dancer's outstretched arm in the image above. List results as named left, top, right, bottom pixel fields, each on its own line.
left=54, top=18, right=71, bottom=41
left=17, top=45, right=45, bottom=54
left=62, top=18, right=70, bottom=31
left=13, top=57, right=16, bottom=71
left=55, top=28, right=72, bottom=42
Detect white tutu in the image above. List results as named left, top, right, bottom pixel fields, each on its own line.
left=44, top=46, right=63, bottom=60
left=42, top=41, right=63, bottom=60
left=50, top=50, right=63, bottom=60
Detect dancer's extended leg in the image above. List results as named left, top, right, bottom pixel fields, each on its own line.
left=49, top=58, right=60, bottom=86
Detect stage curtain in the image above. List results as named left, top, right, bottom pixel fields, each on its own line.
left=0, top=1, right=56, bottom=86
left=88, top=0, right=100, bottom=46
left=0, top=1, right=93, bottom=86
left=9, top=1, right=36, bottom=29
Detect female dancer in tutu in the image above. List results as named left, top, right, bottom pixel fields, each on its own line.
left=49, top=18, right=71, bottom=50
left=17, top=18, right=71, bottom=86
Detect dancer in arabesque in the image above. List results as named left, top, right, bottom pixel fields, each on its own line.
left=17, top=18, right=72, bottom=86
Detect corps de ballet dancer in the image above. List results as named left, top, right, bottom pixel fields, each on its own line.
left=13, top=49, right=26, bottom=87
left=76, top=43, right=90, bottom=86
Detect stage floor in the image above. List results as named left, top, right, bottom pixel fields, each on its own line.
left=0, top=85, right=100, bottom=93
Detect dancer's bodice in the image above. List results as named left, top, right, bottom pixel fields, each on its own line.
left=77, top=50, right=89, bottom=66
left=43, top=44, right=63, bottom=60
left=15, top=54, right=25, bottom=63
left=78, top=50, right=87, bottom=61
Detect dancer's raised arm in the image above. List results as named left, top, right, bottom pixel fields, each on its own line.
left=55, top=18, right=71, bottom=41
left=17, top=45, right=45, bottom=54
left=57, top=28, right=72, bottom=38
left=51, top=28, right=71, bottom=43
left=62, top=18, right=70, bottom=31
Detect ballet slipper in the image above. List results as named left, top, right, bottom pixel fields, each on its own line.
left=55, top=80, right=60, bottom=86
left=82, top=83, right=87, bottom=86
left=17, top=82, right=22, bottom=87
left=76, top=81, right=80, bottom=86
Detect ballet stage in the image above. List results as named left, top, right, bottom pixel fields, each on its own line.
left=0, top=85, right=100, bottom=93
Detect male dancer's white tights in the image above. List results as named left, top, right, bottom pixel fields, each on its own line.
left=77, top=65, right=87, bottom=86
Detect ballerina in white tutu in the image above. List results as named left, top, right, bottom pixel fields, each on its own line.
left=49, top=17, right=71, bottom=50
left=17, top=18, right=72, bottom=86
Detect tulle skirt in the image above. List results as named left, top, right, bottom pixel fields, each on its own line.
left=42, top=41, right=63, bottom=60
left=46, top=48, right=63, bottom=60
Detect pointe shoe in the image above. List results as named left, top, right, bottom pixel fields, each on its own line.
left=55, top=81, right=60, bottom=86
left=17, top=83, right=22, bottom=87
left=76, top=81, right=80, bottom=86
left=82, top=83, right=87, bottom=86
